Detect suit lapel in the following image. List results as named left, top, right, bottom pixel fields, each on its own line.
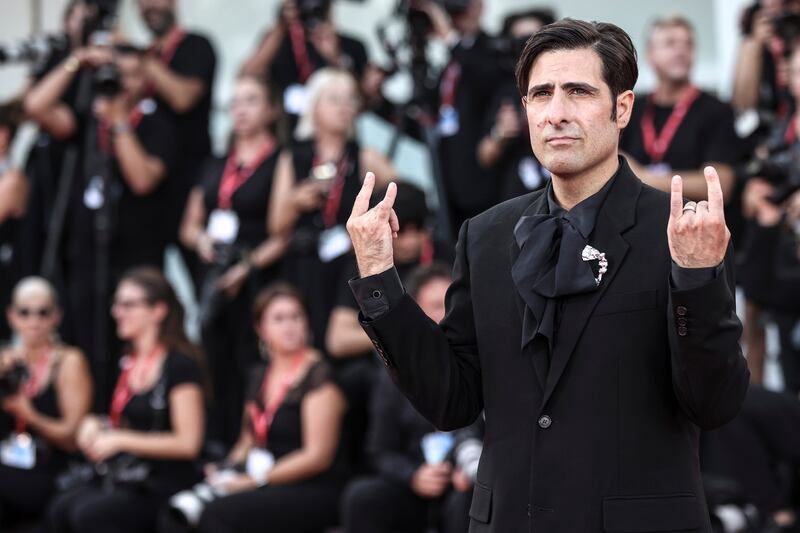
left=540, top=163, right=642, bottom=407
left=509, top=188, right=549, bottom=390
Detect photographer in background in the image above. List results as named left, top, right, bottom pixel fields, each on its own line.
left=477, top=9, right=555, bottom=201
left=241, top=0, right=368, bottom=121
left=737, top=41, right=800, bottom=390
left=621, top=16, right=739, bottom=203
left=732, top=0, right=800, bottom=117
left=136, top=0, right=217, bottom=264
left=180, top=75, right=288, bottom=448
left=0, top=277, right=92, bottom=529
left=24, top=42, right=179, bottom=401
left=415, top=0, right=505, bottom=238
left=0, top=100, right=28, bottom=342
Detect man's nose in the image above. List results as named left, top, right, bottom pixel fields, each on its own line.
left=544, top=90, right=570, bottom=126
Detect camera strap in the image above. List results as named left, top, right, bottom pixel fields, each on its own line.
left=109, top=345, right=165, bottom=428
left=785, top=113, right=799, bottom=144
left=641, top=85, right=699, bottom=164
left=248, top=352, right=307, bottom=448
left=439, top=61, right=462, bottom=109
left=289, top=22, right=314, bottom=84
left=217, top=138, right=277, bottom=210
left=14, top=348, right=54, bottom=434
left=149, top=26, right=187, bottom=66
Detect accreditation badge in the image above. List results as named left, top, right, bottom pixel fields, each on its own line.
left=0, top=432, right=36, bottom=469
left=207, top=209, right=240, bottom=245
left=318, top=224, right=351, bottom=263
left=438, top=105, right=460, bottom=137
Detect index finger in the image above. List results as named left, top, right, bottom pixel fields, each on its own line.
left=350, top=172, right=376, bottom=217
left=704, top=166, right=724, bottom=211
left=670, top=175, right=684, bottom=219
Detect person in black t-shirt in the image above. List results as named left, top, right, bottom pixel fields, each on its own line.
left=0, top=277, right=92, bottom=529
left=477, top=9, right=555, bottom=202
left=416, top=0, right=505, bottom=237
left=23, top=44, right=179, bottom=400
left=620, top=16, right=739, bottom=202
left=0, top=101, right=28, bottom=342
left=136, top=0, right=217, bottom=245
left=180, top=75, right=288, bottom=447
left=44, top=267, right=205, bottom=533
left=159, top=283, right=347, bottom=533
left=241, top=0, right=368, bottom=122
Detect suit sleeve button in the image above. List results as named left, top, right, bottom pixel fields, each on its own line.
left=676, top=306, right=687, bottom=316
left=677, top=326, right=688, bottom=337
left=538, top=415, right=552, bottom=429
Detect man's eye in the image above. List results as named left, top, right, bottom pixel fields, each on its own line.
left=531, top=91, right=550, bottom=98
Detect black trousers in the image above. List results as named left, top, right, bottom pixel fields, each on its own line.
left=342, top=476, right=472, bottom=533
left=0, top=464, right=55, bottom=527
left=188, top=482, right=342, bottom=533
left=43, top=484, right=164, bottom=533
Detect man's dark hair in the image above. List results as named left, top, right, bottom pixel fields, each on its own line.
left=515, top=18, right=638, bottom=120
left=370, top=181, right=429, bottom=231
left=405, top=262, right=452, bottom=300
left=501, top=9, right=557, bottom=37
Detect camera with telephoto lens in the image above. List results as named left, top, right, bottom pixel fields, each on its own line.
left=401, top=0, right=471, bottom=36
left=0, top=361, right=29, bottom=400
left=744, top=143, right=800, bottom=205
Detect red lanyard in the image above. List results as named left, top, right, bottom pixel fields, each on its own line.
left=440, top=62, right=461, bottom=108
left=248, top=353, right=306, bottom=448
left=218, top=139, right=277, bottom=209
left=15, top=349, right=54, bottom=434
left=148, top=26, right=186, bottom=65
left=768, top=37, right=790, bottom=120
left=109, top=345, right=164, bottom=428
left=785, top=113, right=799, bottom=145
left=98, top=105, right=145, bottom=153
left=318, top=153, right=351, bottom=228
left=640, top=86, right=700, bottom=163
left=288, top=22, right=314, bottom=84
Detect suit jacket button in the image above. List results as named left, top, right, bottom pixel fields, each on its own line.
left=677, top=326, right=688, bottom=337
left=676, top=306, right=687, bottom=316
left=538, top=415, right=552, bottom=429
left=677, top=318, right=687, bottom=327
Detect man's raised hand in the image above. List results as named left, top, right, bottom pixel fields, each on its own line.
left=667, top=166, right=730, bottom=269
left=346, top=172, right=400, bottom=277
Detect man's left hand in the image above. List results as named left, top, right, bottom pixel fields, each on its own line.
left=668, top=166, right=730, bottom=268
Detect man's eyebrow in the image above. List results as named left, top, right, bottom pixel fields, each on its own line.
left=527, top=82, right=600, bottom=95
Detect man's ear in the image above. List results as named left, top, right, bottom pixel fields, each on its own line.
left=615, top=90, right=635, bottom=129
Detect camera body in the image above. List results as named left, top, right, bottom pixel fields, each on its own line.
left=0, top=361, right=29, bottom=400
left=745, top=143, right=800, bottom=205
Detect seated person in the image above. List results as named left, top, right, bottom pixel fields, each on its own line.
left=161, top=282, right=349, bottom=533
left=43, top=267, right=205, bottom=533
left=342, top=264, right=477, bottom=533
left=0, top=277, right=92, bottom=528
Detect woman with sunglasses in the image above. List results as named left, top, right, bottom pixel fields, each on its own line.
left=44, top=267, right=206, bottom=533
left=0, top=277, right=92, bottom=528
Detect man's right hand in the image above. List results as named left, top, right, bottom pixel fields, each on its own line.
left=411, top=462, right=453, bottom=499
left=346, top=172, right=399, bottom=278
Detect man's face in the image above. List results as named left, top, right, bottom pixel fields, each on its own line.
left=137, top=0, right=176, bottom=36
left=647, top=25, right=694, bottom=84
left=523, top=48, right=631, bottom=179
left=118, top=54, right=146, bottom=98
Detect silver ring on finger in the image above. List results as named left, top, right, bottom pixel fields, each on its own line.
left=682, top=201, right=697, bottom=213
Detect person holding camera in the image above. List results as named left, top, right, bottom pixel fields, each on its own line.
left=0, top=100, right=28, bottom=342
left=160, top=282, right=348, bottom=533
left=621, top=16, right=739, bottom=203
left=0, top=277, right=92, bottom=528
left=180, top=75, right=288, bottom=448
left=477, top=9, right=555, bottom=202
left=270, top=67, right=394, bottom=354
left=43, top=267, right=205, bottom=533
left=241, top=0, right=368, bottom=121
left=24, top=42, right=179, bottom=388
left=134, top=0, right=217, bottom=251
left=342, top=263, right=476, bottom=533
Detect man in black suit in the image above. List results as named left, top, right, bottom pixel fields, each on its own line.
left=345, top=18, right=749, bottom=533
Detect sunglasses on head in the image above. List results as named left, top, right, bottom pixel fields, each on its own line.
left=15, top=306, right=54, bottom=319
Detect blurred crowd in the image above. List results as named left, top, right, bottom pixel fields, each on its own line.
left=0, top=0, right=798, bottom=531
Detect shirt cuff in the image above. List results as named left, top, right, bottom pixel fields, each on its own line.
left=670, top=262, right=720, bottom=291
left=348, top=266, right=405, bottom=321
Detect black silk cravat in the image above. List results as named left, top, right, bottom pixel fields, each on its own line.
left=511, top=176, right=616, bottom=351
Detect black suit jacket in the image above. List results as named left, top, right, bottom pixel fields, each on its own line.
left=354, top=161, right=749, bottom=532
